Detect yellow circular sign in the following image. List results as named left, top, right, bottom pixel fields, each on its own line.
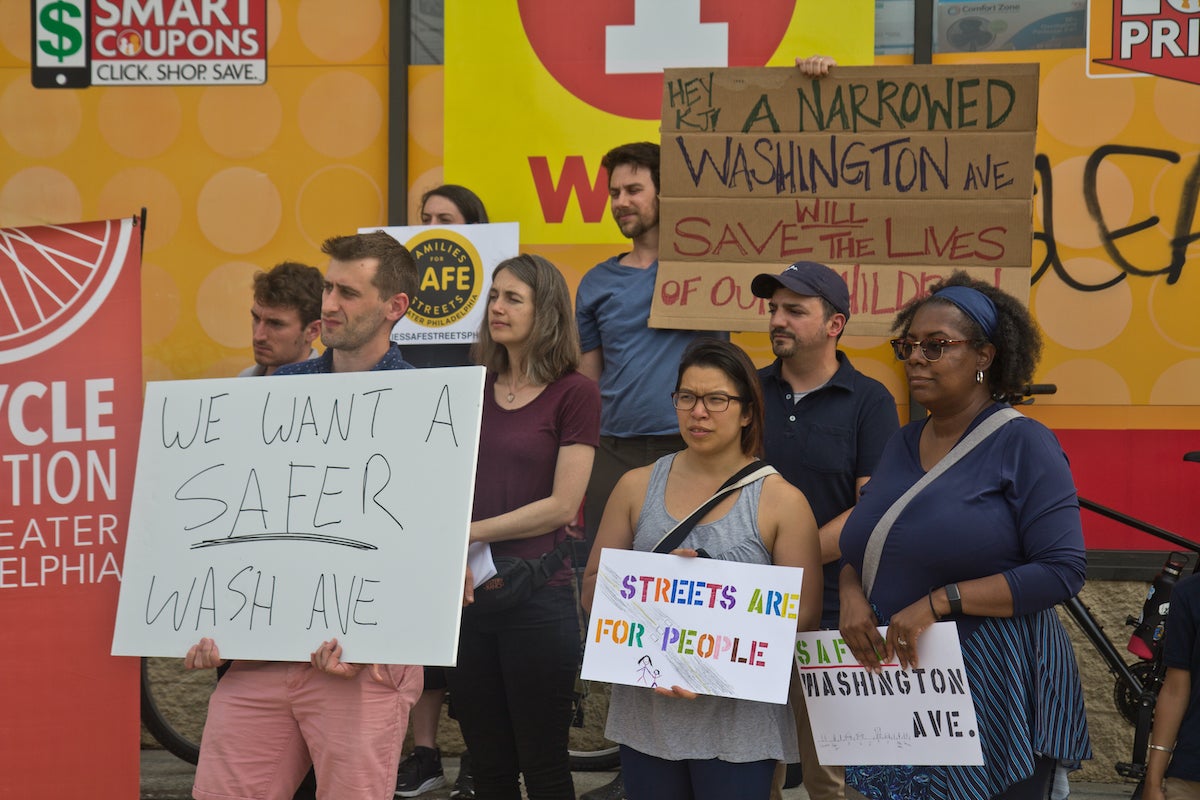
left=403, top=228, right=484, bottom=328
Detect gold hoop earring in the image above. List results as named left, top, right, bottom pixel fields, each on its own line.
left=976, top=370, right=985, bottom=384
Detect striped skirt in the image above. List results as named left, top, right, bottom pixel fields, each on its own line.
left=847, top=608, right=1092, bottom=800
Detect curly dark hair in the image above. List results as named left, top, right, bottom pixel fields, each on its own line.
left=601, top=142, right=660, bottom=193
left=252, top=262, right=323, bottom=326
left=892, top=270, right=1041, bottom=401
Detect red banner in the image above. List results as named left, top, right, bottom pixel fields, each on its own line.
left=0, top=217, right=143, bottom=799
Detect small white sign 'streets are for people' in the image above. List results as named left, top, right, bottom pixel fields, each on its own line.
left=795, top=622, right=984, bottom=766
left=583, top=548, right=805, bottom=704
left=112, top=367, right=484, bottom=666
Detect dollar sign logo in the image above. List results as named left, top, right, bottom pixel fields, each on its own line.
left=38, top=2, right=84, bottom=64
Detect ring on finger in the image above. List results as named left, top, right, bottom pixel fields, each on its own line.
left=896, top=636, right=908, bottom=647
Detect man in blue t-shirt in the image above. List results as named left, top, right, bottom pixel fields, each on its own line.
left=575, top=141, right=723, bottom=553
left=751, top=261, right=900, bottom=800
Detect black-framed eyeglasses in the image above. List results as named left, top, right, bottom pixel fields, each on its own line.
left=889, top=338, right=974, bottom=362
left=671, top=391, right=744, bottom=412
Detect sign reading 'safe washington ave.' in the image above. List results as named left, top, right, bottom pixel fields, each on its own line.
left=651, top=64, right=1040, bottom=336
left=31, top=0, right=267, bottom=88
left=112, top=368, right=484, bottom=665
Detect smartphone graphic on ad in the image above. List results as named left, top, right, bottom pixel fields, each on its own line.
left=31, top=0, right=91, bottom=89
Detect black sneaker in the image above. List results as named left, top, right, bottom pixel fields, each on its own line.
left=394, top=746, right=447, bottom=797
left=580, top=771, right=624, bottom=800
left=450, top=750, right=475, bottom=799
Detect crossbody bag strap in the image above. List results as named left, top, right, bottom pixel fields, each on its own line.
left=531, top=536, right=576, bottom=586
left=860, top=407, right=1021, bottom=598
left=653, top=460, right=778, bottom=555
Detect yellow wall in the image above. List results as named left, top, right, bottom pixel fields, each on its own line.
left=1, top=1, right=392, bottom=380
left=4, top=3, right=1198, bottom=432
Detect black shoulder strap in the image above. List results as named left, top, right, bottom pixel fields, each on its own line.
left=653, top=460, right=776, bottom=554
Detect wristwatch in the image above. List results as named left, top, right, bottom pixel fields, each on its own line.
left=945, top=583, right=963, bottom=616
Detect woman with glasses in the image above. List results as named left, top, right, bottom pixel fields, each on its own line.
left=581, top=338, right=822, bottom=800
left=444, top=254, right=600, bottom=800
left=838, top=271, right=1090, bottom=800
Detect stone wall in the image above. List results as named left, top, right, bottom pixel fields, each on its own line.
left=1062, top=580, right=1149, bottom=784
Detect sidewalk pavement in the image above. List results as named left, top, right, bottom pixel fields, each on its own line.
left=140, top=749, right=1141, bottom=799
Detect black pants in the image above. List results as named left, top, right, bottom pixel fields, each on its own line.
left=995, top=756, right=1057, bottom=800
left=447, top=584, right=580, bottom=799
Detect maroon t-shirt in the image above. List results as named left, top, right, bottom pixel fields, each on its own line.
left=474, top=370, right=600, bottom=584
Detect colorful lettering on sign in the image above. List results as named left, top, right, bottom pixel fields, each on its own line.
left=744, top=587, right=801, bottom=619
left=660, top=626, right=768, bottom=667
left=619, top=573, right=737, bottom=609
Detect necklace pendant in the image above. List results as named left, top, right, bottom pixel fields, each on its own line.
left=506, top=392, right=515, bottom=403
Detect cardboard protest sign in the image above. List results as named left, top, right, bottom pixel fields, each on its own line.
left=652, top=64, right=1040, bottom=336
left=112, top=367, right=484, bottom=665
left=583, top=548, right=804, bottom=704
left=374, top=223, right=519, bottom=347
left=659, top=198, right=1033, bottom=268
left=795, top=623, right=983, bottom=766
left=651, top=262, right=1030, bottom=337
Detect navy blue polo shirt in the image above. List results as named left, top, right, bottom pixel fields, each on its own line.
left=759, top=351, right=899, bottom=628
left=274, top=344, right=414, bottom=375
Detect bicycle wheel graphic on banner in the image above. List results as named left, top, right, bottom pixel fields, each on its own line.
left=0, top=217, right=135, bottom=364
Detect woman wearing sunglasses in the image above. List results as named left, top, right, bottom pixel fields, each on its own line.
left=582, top=338, right=821, bottom=800
left=838, top=272, right=1090, bottom=800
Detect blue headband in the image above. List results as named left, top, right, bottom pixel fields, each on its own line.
left=933, top=285, right=998, bottom=339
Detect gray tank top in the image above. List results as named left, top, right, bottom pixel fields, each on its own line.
left=605, top=453, right=800, bottom=763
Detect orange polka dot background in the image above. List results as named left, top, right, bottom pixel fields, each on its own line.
left=0, top=2, right=390, bottom=379
left=2, top=8, right=1198, bottom=417
left=935, top=50, right=1200, bottom=420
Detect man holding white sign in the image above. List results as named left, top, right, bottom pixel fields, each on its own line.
left=186, top=231, right=428, bottom=800
left=582, top=339, right=821, bottom=800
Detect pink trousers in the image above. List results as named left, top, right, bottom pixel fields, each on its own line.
left=193, top=660, right=422, bottom=800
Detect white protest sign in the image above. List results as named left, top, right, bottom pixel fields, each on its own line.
left=372, top=223, right=520, bottom=346
left=582, top=548, right=804, bottom=704
left=112, top=367, right=484, bottom=665
left=795, top=622, right=983, bottom=765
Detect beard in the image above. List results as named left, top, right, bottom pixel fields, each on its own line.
left=770, top=330, right=799, bottom=359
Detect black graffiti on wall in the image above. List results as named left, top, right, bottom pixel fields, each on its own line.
left=1032, top=147, right=1200, bottom=290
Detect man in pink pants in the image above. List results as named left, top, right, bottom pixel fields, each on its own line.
left=186, top=232, right=427, bottom=800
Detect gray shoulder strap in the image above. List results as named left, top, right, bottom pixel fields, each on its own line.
left=652, top=465, right=778, bottom=553
left=859, top=407, right=1021, bottom=598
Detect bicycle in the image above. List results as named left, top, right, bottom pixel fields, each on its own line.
left=140, top=655, right=212, bottom=764
left=1014, top=384, right=1200, bottom=798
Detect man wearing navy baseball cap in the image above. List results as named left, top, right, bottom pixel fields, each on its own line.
left=752, top=261, right=899, bottom=800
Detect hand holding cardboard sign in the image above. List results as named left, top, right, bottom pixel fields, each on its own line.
left=795, top=55, right=836, bottom=77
